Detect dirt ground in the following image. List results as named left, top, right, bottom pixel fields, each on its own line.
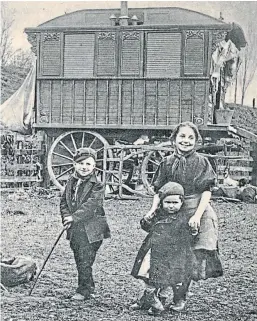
left=1, top=193, right=257, bottom=321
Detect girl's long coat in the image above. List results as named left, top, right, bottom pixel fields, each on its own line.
left=131, top=212, right=197, bottom=286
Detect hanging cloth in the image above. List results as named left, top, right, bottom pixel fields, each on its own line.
left=0, top=59, right=36, bottom=134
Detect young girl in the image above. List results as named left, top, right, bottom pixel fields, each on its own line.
left=138, top=121, right=223, bottom=311
left=131, top=182, right=200, bottom=315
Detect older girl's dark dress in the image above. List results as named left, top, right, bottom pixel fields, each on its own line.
left=131, top=151, right=222, bottom=286
left=153, top=151, right=223, bottom=279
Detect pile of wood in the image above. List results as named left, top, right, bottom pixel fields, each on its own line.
left=0, top=131, right=45, bottom=191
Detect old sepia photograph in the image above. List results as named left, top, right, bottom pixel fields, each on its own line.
left=1, top=1, right=257, bottom=320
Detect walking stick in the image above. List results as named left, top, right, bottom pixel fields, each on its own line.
left=28, top=227, right=66, bottom=296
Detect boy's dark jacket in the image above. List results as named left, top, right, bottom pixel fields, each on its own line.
left=60, top=173, right=110, bottom=243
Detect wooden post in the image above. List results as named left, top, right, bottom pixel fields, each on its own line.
left=234, top=71, right=238, bottom=104
left=43, top=133, right=52, bottom=188
left=118, top=147, right=124, bottom=198
left=102, top=146, right=107, bottom=187
left=250, top=142, right=257, bottom=186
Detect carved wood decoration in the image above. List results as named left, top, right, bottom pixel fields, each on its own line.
left=185, top=30, right=204, bottom=40
left=193, top=115, right=204, bottom=125
left=122, top=31, right=140, bottom=40
left=98, top=32, right=116, bottom=40
left=212, top=31, right=227, bottom=52
left=43, top=32, right=61, bottom=42
left=27, top=33, right=38, bottom=55
left=39, top=103, right=49, bottom=123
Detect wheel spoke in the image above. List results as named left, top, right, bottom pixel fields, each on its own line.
left=89, top=137, right=97, bottom=148
left=52, top=152, right=73, bottom=161
left=148, top=159, right=159, bottom=166
left=150, top=176, right=156, bottom=184
left=96, top=146, right=104, bottom=153
left=60, top=141, right=74, bottom=156
left=81, top=132, right=85, bottom=148
left=56, top=166, right=73, bottom=179
left=52, top=162, right=73, bottom=167
left=95, top=167, right=103, bottom=172
left=70, top=134, right=77, bottom=151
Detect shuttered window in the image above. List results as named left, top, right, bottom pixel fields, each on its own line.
left=121, top=32, right=141, bottom=76
left=64, top=34, right=95, bottom=77
left=146, top=33, right=181, bottom=77
left=184, top=31, right=204, bottom=75
left=41, top=33, right=61, bottom=76
left=97, top=32, right=116, bottom=76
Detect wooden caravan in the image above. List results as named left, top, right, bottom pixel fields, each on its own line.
left=25, top=4, right=249, bottom=192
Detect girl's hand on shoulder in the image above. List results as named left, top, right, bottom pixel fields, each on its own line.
left=188, top=214, right=201, bottom=230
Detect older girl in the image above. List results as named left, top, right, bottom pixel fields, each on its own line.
left=144, top=121, right=223, bottom=309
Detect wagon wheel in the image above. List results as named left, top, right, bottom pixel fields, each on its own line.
left=47, top=131, right=113, bottom=191
left=141, top=141, right=173, bottom=195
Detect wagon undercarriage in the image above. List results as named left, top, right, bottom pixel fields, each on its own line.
left=46, top=128, right=255, bottom=198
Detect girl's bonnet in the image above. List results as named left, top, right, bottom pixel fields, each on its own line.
left=159, top=182, right=184, bottom=201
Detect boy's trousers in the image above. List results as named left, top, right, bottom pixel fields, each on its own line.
left=70, top=225, right=102, bottom=297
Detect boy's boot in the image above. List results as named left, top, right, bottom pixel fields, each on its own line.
left=71, top=293, right=85, bottom=301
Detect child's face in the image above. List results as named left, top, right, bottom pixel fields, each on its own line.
left=162, top=195, right=183, bottom=214
left=73, top=156, right=96, bottom=177
left=174, top=126, right=196, bottom=153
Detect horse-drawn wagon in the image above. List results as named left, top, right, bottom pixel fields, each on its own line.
left=25, top=3, right=252, bottom=194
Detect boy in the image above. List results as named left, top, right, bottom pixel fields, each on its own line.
left=60, top=147, right=110, bottom=301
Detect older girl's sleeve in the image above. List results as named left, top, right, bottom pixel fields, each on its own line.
left=152, top=159, right=168, bottom=192
left=194, top=156, right=217, bottom=193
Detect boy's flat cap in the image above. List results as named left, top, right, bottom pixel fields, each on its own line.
left=73, top=147, right=97, bottom=162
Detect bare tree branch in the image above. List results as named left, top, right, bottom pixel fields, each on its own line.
left=0, top=3, right=15, bottom=66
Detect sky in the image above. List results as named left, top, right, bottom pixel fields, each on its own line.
left=3, top=0, right=257, bottom=106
